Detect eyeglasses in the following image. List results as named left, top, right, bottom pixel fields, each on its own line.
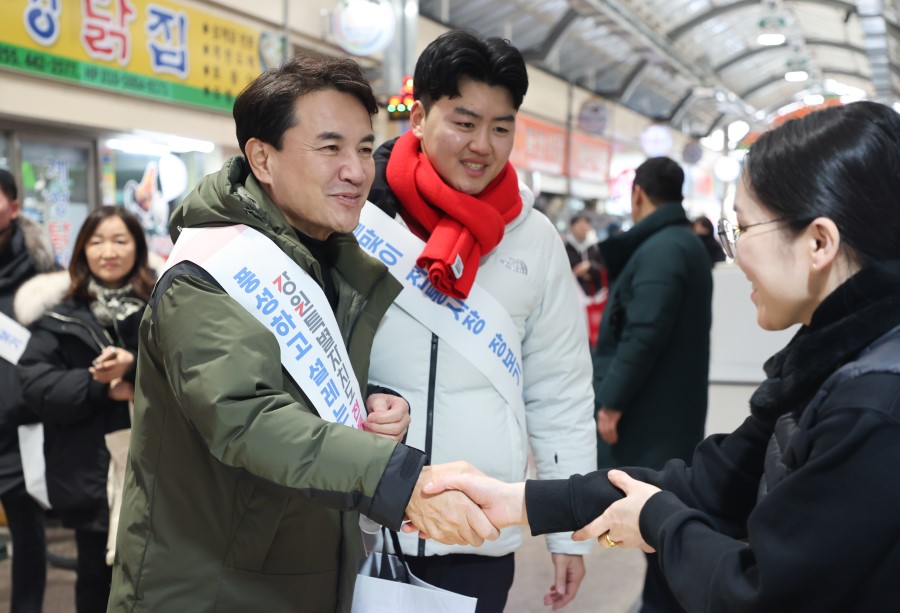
left=717, top=217, right=790, bottom=259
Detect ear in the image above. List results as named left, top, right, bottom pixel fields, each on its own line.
left=806, top=217, right=841, bottom=271
left=10, top=198, right=20, bottom=220
left=244, top=138, right=273, bottom=187
left=410, top=100, right=427, bottom=140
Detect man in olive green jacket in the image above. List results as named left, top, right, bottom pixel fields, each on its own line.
left=109, top=57, right=496, bottom=613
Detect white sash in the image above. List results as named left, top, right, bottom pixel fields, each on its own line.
left=354, top=202, right=524, bottom=411
left=0, top=310, right=31, bottom=365
left=162, top=225, right=366, bottom=430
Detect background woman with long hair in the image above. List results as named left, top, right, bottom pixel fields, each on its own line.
left=16, top=206, right=154, bottom=612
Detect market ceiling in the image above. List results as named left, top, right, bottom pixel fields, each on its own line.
left=419, top=0, right=899, bottom=137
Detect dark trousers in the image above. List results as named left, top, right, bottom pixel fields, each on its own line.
left=74, top=529, right=112, bottom=613
left=405, top=553, right=515, bottom=613
left=640, top=552, right=687, bottom=613
left=0, top=485, right=46, bottom=613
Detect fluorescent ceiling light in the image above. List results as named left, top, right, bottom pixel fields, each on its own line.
left=757, top=33, right=786, bottom=46
left=785, top=71, right=809, bottom=82
left=727, top=120, right=750, bottom=145
left=105, top=135, right=215, bottom=156
left=105, top=138, right=170, bottom=157
left=167, top=136, right=215, bottom=154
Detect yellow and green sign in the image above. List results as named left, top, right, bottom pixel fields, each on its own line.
left=0, top=0, right=277, bottom=112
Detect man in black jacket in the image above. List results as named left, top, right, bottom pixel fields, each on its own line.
left=593, top=156, right=712, bottom=612
left=0, top=168, right=55, bottom=613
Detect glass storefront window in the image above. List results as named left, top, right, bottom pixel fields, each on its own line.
left=20, top=139, right=93, bottom=267
left=100, top=146, right=204, bottom=257
left=0, top=133, right=9, bottom=170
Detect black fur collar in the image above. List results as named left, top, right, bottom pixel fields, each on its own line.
left=750, top=260, right=900, bottom=422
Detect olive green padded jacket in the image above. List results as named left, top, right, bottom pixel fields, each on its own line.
left=108, top=157, right=425, bottom=613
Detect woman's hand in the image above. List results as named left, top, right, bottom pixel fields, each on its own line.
left=571, top=470, right=660, bottom=553
left=107, top=378, right=135, bottom=402
left=90, top=347, right=134, bottom=383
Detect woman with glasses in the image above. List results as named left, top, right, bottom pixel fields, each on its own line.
left=419, top=100, right=900, bottom=611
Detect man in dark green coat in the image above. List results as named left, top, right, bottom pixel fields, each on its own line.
left=593, top=156, right=712, bottom=611
left=108, top=56, right=496, bottom=613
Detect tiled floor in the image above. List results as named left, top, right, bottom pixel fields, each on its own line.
left=0, top=523, right=645, bottom=613
left=0, top=524, right=79, bottom=613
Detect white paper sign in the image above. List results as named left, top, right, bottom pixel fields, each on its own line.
left=0, top=310, right=31, bottom=365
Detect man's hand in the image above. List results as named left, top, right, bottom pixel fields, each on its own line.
left=403, top=462, right=500, bottom=547
left=572, top=261, right=592, bottom=279
left=364, top=393, right=410, bottom=442
left=418, top=469, right=528, bottom=530
left=596, top=406, right=622, bottom=444
left=544, top=554, right=585, bottom=610
left=571, top=470, right=659, bottom=553
left=90, top=347, right=134, bottom=383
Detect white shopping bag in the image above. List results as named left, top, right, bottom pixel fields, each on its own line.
left=17, top=423, right=51, bottom=509
left=105, top=427, right=132, bottom=565
left=352, top=531, right=477, bottom=613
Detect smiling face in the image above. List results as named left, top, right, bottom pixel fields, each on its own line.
left=733, top=179, right=819, bottom=331
left=85, top=215, right=137, bottom=289
left=248, top=89, right=375, bottom=240
left=410, top=77, right=517, bottom=196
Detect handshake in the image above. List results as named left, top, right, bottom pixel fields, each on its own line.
left=400, top=461, right=527, bottom=547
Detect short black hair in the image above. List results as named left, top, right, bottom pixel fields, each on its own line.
left=693, top=216, right=715, bottom=234
left=633, top=157, right=684, bottom=205
left=0, top=168, right=17, bottom=202
left=414, top=30, right=528, bottom=113
left=233, top=55, right=377, bottom=155
left=745, top=100, right=900, bottom=264
left=570, top=213, right=591, bottom=227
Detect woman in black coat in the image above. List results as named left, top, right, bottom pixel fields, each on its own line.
left=17, top=206, right=154, bottom=613
left=417, top=101, right=900, bottom=612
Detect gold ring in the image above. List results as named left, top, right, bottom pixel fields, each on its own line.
left=604, top=532, right=618, bottom=548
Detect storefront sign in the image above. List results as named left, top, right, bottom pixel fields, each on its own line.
left=576, top=100, right=608, bottom=135
left=0, top=0, right=270, bottom=112
left=569, top=131, right=611, bottom=183
left=511, top=114, right=611, bottom=187
left=640, top=124, right=673, bottom=157
left=510, top=115, right=566, bottom=175
left=332, top=0, right=395, bottom=57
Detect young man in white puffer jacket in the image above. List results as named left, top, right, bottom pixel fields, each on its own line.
left=366, top=30, right=597, bottom=612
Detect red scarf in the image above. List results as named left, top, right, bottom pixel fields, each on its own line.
left=385, top=130, right=523, bottom=299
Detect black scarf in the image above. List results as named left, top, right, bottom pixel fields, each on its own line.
left=750, top=260, right=900, bottom=422
left=88, top=278, right=145, bottom=328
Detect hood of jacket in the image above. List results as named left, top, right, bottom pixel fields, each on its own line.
left=371, top=137, right=535, bottom=236
left=14, top=270, right=70, bottom=327
left=0, top=216, right=56, bottom=296
left=599, top=202, right=690, bottom=278
left=170, top=155, right=290, bottom=240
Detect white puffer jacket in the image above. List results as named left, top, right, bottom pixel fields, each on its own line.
left=369, top=186, right=597, bottom=558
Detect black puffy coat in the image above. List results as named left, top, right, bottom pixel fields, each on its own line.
left=18, top=285, right=139, bottom=532
left=0, top=218, right=56, bottom=497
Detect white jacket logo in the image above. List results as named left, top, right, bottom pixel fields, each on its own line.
left=499, top=256, right=528, bottom=275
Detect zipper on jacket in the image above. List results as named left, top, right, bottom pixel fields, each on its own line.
left=46, top=312, right=114, bottom=351
left=419, top=332, right=439, bottom=557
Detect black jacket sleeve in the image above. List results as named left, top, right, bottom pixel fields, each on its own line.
left=18, top=327, right=114, bottom=425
